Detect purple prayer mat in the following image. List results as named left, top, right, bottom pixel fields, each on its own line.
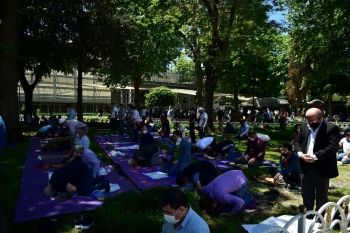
left=191, top=154, right=237, bottom=171
left=14, top=138, right=137, bottom=223
left=94, top=135, right=176, bottom=190
left=153, top=136, right=191, bottom=149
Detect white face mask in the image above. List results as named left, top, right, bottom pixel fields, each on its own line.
left=249, top=138, right=256, bottom=141
left=164, top=209, right=181, bottom=224
left=142, top=130, right=147, bottom=134
left=297, top=129, right=300, bottom=132
left=128, top=159, right=133, bottom=166
left=176, top=138, right=182, bottom=145
left=76, top=134, right=79, bottom=137
left=67, top=109, right=70, bottom=112
left=340, top=132, right=345, bottom=135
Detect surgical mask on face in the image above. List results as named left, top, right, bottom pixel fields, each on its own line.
left=67, top=109, right=69, bottom=112
left=164, top=209, right=181, bottom=224
left=76, top=134, right=79, bottom=137
left=297, top=129, right=300, bottom=132
left=340, top=132, right=345, bottom=135
left=142, top=130, right=147, bottom=134
left=249, top=138, right=255, bottom=141
left=176, top=138, right=182, bottom=145
left=281, top=152, right=289, bottom=157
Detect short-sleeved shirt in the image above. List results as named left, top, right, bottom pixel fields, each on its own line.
left=67, top=108, right=76, bottom=120
left=340, top=138, right=350, bottom=153
left=199, top=112, right=208, bottom=127
left=161, top=206, right=210, bottom=233
left=196, top=137, right=214, bottom=150
left=74, top=135, right=90, bottom=149
left=50, top=161, right=89, bottom=192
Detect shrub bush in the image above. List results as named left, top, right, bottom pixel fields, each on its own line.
left=90, top=186, right=202, bottom=233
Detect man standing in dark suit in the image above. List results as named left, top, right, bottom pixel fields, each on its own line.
left=294, top=108, right=339, bottom=212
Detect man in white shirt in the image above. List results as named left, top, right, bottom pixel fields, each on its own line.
left=337, top=131, right=350, bottom=163
left=196, top=137, right=216, bottom=158
left=198, top=107, right=208, bottom=139
left=130, top=105, right=141, bottom=143
left=110, top=103, right=118, bottom=134
left=175, top=122, right=186, bottom=138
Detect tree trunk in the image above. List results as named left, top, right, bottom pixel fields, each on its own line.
left=19, top=67, right=39, bottom=115
left=77, top=57, right=83, bottom=121
left=233, top=81, right=239, bottom=110
left=328, top=89, right=333, bottom=118
left=195, top=61, right=204, bottom=106
left=0, top=0, right=21, bottom=145
left=133, top=76, right=142, bottom=110
left=203, top=62, right=217, bottom=132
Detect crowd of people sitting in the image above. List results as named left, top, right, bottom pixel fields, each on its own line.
left=17, top=103, right=348, bottom=232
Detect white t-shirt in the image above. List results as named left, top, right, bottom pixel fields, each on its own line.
left=131, top=110, right=141, bottom=123
left=340, top=138, right=350, bottom=153
left=111, top=106, right=118, bottom=118
left=199, top=112, right=208, bottom=127
left=257, top=133, right=270, bottom=142
left=177, top=125, right=186, bottom=138
left=196, top=137, right=214, bottom=150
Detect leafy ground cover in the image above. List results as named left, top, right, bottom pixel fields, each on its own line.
left=0, top=125, right=348, bottom=232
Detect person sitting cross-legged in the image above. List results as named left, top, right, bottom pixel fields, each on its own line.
left=235, top=119, right=250, bottom=141
left=43, top=161, right=109, bottom=200
left=337, top=131, right=350, bottom=164
left=200, top=170, right=254, bottom=216
left=176, top=160, right=217, bottom=192
left=128, top=144, right=167, bottom=167
left=160, top=130, right=191, bottom=176
left=271, top=143, right=301, bottom=191
left=236, top=130, right=265, bottom=169
left=64, top=127, right=90, bottom=162
left=139, top=124, right=154, bottom=149
left=160, top=189, right=210, bottom=233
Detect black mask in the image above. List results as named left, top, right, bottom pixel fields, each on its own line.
left=309, top=121, right=320, bottom=130
left=281, top=152, right=289, bottom=157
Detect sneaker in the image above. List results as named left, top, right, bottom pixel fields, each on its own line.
left=287, top=184, right=302, bottom=193
left=81, top=215, right=94, bottom=230
left=74, top=213, right=83, bottom=229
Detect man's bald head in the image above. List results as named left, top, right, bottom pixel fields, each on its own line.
left=306, top=108, right=322, bottom=118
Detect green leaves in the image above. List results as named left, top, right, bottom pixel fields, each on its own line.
left=145, top=86, right=176, bottom=107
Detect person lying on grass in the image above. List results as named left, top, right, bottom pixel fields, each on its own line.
left=271, top=143, right=301, bottom=191
left=128, top=144, right=167, bottom=168
left=176, top=160, right=217, bottom=192
left=199, top=170, right=254, bottom=216
left=43, top=161, right=109, bottom=200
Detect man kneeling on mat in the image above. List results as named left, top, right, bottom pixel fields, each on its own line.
left=271, top=143, right=301, bottom=191
left=207, top=139, right=240, bottom=160
left=176, top=160, right=217, bottom=192
left=199, top=170, right=254, bottom=216
left=128, top=144, right=167, bottom=167
left=43, top=161, right=110, bottom=200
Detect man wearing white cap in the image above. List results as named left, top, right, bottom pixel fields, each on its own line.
left=198, top=107, right=207, bottom=139
left=55, top=118, right=88, bottom=145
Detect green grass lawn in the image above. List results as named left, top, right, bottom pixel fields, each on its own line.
left=1, top=125, right=349, bottom=232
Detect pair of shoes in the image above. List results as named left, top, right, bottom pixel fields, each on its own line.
left=287, top=184, right=301, bottom=193
left=75, top=213, right=94, bottom=230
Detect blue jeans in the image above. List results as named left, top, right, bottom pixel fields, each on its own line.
left=160, top=159, right=181, bottom=176
left=119, top=119, right=125, bottom=135
left=147, top=126, right=153, bottom=134
left=337, top=152, right=350, bottom=163
left=232, top=177, right=253, bottom=209
left=227, top=147, right=240, bottom=160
